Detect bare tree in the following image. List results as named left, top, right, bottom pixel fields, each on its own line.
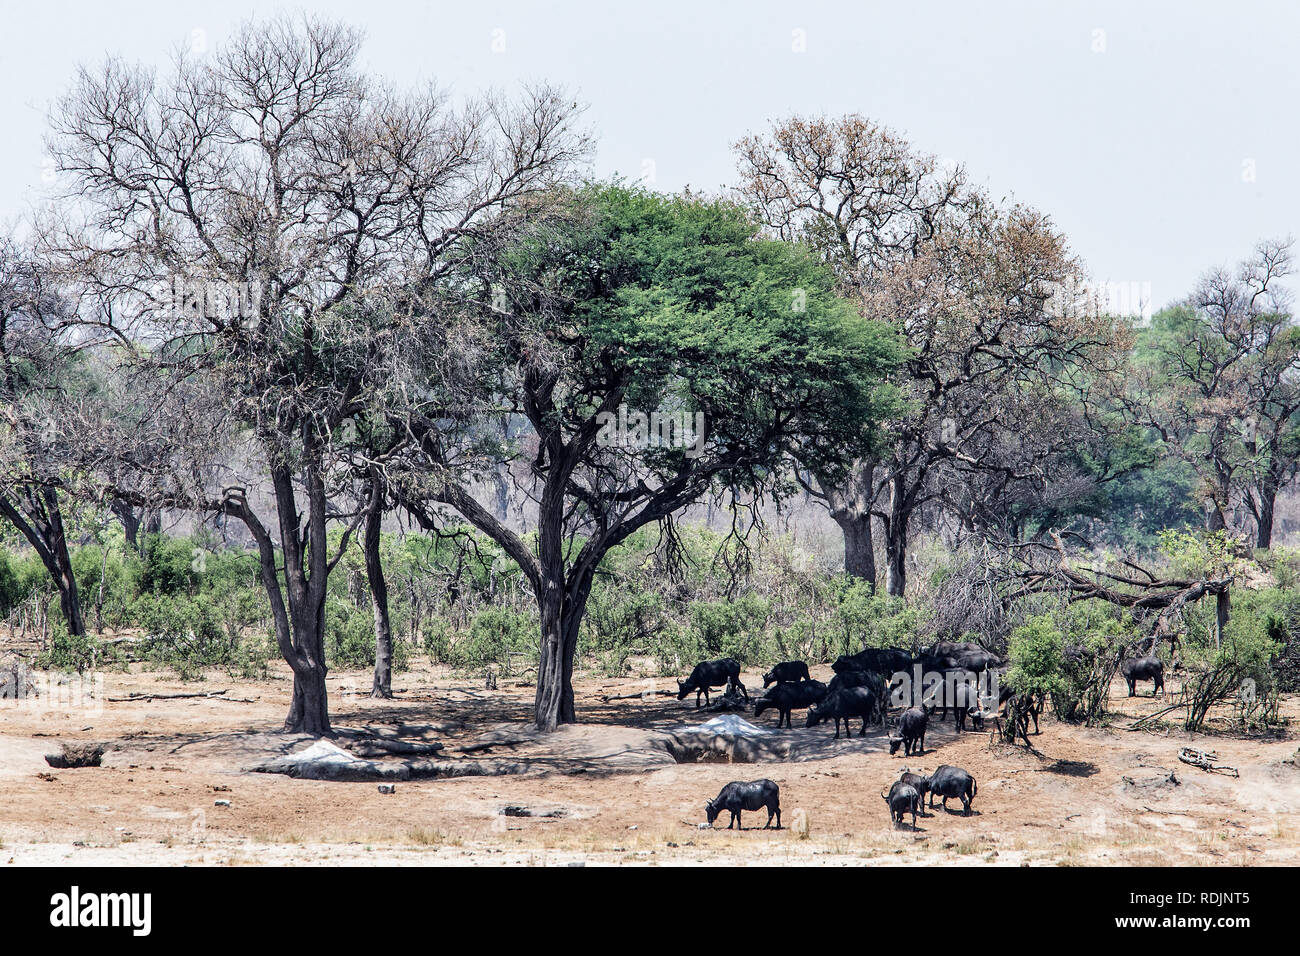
left=735, top=115, right=1120, bottom=595
left=1129, top=240, right=1298, bottom=546
left=0, top=236, right=93, bottom=637
left=45, top=15, right=589, bottom=733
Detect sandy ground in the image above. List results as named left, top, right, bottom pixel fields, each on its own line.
left=1, top=658, right=1298, bottom=866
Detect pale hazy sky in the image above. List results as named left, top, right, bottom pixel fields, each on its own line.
left=3, top=1, right=1297, bottom=309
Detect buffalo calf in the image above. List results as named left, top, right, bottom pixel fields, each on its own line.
left=678, top=658, right=747, bottom=708
left=754, top=679, right=827, bottom=728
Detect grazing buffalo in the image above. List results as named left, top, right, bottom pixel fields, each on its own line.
left=889, top=706, right=929, bottom=757
left=926, top=765, right=977, bottom=816
left=1121, top=655, right=1165, bottom=697
left=678, top=658, right=747, bottom=708
left=763, top=661, right=811, bottom=687
left=806, top=686, right=880, bottom=739
left=883, top=781, right=921, bottom=828
left=705, top=779, right=781, bottom=830
left=832, top=647, right=913, bottom=676
left=754, top=679, right=827, bottom=728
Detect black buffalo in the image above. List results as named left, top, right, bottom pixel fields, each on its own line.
left=678, top=658, right=748, bottom=708
left=763, top=661, right=811, bottom=687
left=1121, top=655, right=1165, bottom=697
left=806, top=686, right=880, bottom=739
left=926, top=765, right=977, bottom=816
left=754, top=679, right=827, bottom=728
left=898, top=770, right=931, bottom=807
left=889, top=706, right=928, bottom=757
left=883, top=781, right=921, bottom=828
left=922, top=670, right=986, bottom=731
left=827, top=668, right=883, bottom=694
left=705, top=779, right=781, bottom=829
left=832, top=647, right=913, bottom=676
left=920, top=640, right=1003, bottom=674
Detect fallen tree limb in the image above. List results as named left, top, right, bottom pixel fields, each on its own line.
left=1126, top=703, right=1184, bottom=730
left=107, top=689, right=256, bottom=703
left=601, top=689, right=677, bottom=702
left=1178, top=747, right=1239, bottom=777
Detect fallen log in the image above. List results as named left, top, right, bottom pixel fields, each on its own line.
left=1178, top=747, right=1239, bottom=777
left=600, top=689, right=677, bottom=702
left=346, top=739, right=445, bottom=758
left=107, top=689, right=256, bottom=703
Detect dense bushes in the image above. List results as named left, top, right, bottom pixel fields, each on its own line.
left=3, top=515, right=1297, bottom=717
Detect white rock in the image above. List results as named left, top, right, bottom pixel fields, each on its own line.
left=681, top=714, right=770, bottom=737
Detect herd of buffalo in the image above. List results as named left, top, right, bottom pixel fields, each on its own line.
left=683, top=639, right=1167, bottom=830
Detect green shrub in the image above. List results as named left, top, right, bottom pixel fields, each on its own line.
left=1005, top=615, right=1065, bottom=698
left=421, top=617, right=454, bottom=664
left=458, top=607, right=538, bottom=671
left=1181, top=589, right=1287, bottom=731
left=688, top=594, right=771, bottom=662
left=834, top=582, right=925, bottom=656
left=133, top=592, right=230, bottom=679
left=325, top=597, right=378, bottom=669
left=138, top=534, right=200, bottom=595
left=34, top=624, right=108, bottom=673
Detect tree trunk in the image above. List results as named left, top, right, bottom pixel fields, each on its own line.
left=0, top=488, right=86, bottom=637
left=364, top=475, right=394, bottom=699
left=1214, top=588, right=1231, bottom=650
left=1207, top=504, right=1226, bottom=532
left=1254, top=486, right=1276, bottom=550
left=883, top=474, right=911, bottom=598
left=110, top=498, right=142, bottom=552
left=285, top=655, right=331, bottom=735
left=534, top=575, right=592, bottom=731
left=819, top=460, right=878, bottom=588
left=833, top=512, right=877, bottom=586
left=535, top=588, right=574, bottom=730
left=48, top=514, right=85, bottom=638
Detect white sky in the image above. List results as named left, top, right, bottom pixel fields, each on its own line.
left=3, top=0, right=1297, bottom=310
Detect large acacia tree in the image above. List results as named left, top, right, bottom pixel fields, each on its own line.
left=46, top=15, right=588, bottom=733
left=388, top=184, right=905, bottom=730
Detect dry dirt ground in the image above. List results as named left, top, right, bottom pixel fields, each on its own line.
left=1, top=659, right=1298, bottom=866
